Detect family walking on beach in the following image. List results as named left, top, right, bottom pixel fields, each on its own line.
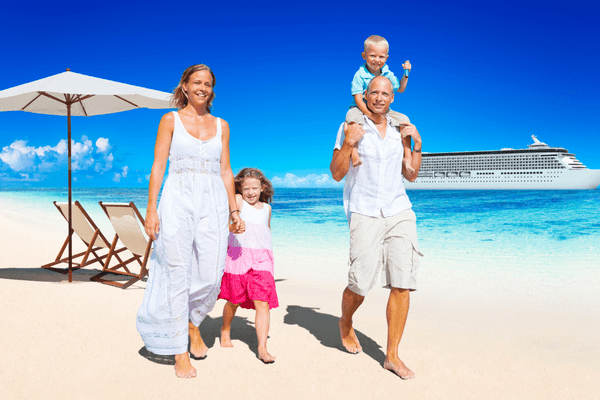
left=137, top=34, right=423, bottom=380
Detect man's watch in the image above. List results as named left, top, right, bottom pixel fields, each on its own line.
left=413, top=147, right=422, bottom=153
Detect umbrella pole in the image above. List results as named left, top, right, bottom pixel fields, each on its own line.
left=67, top=103, right=72, bottom=283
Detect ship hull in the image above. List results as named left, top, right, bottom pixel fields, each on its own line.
left=404, top=169, right=600, bottom=190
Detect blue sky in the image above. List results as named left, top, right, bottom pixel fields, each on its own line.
left=0, top=0, right=598, bottom=187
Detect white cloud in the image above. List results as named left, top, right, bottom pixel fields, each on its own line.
left=71, top=136, right=94, bottom=171
left=95, top=137, right=112, bottom=154
left=0, top=139, right=66, bottom=173
left=113, top=165, right=129, bottom=182
left=0, top=136, right=120, bottom=182
left=271, top=173, right=344, bottom=188
left=93, top=137, right=114, bottom=172
left=137, top=172, right=151, bottom=183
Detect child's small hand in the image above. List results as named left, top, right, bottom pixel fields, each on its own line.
left=234, top=220, right=246, bottom=234
left=402, top=60, right=411, bottom=72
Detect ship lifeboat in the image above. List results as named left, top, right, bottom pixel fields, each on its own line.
left=447, top=171, right=459, bottom=178
left=459, top=171, right=471, bottom=177
left=434, top=172, right=446, bottom=178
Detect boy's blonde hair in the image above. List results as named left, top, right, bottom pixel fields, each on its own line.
left=364, top=35, right=389, bottom=53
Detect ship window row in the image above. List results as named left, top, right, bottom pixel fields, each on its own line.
left=422, top=166, right=565, bottom=171
left=428, top=155, right=559, bottom=160
left=501, top=171, right=543, bottom=175
left=415, top=180, right=557, bottom=183
left=422, top=161, right=561, bottom=165
left=422, top=163, right=563, bottom=167
left=423, top=160, right=561, bottom=164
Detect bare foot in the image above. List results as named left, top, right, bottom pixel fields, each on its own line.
left=189, top=322, right=208, bottom=360
left=220, top=327, right=234, bottom=348
left=339, top=318, right=362, bottom=354
left=258, top=348, right=275, bottom=364
left=384, top=357, right=415, bottom=380
left=174, top=353, right=197, bottom=379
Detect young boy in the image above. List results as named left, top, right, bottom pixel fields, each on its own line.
left=346, top=35, right=414, bottom=171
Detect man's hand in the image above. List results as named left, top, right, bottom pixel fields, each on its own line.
left=343, top=122, right=366, bottom=148
left=402, top=60, right=411, bottom=72
left=398, top=123, right=421, bottom=148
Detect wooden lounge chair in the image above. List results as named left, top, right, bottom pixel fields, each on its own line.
left=42, top=201, right=125, bottom=274
left=91, top=202, right=153, bottom=289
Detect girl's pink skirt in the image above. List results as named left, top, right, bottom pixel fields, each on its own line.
left=219, top=269, right=279, bottom=310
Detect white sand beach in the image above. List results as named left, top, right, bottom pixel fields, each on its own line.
left=1, top=197, right=599, bottom=400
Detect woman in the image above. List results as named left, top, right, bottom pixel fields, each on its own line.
left=137, top=64, right=242, bottom=379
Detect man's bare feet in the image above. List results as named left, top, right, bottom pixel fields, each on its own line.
left=220, top=327, right=234, bottom=348
left=189, top=322, right=208, bottom=360
left=384, top=357, right=415, bottom=380
left=339, top=318, right=362, bottom=354
left=174, top=353, right=197, bottom=379
left=258, top=348, right=276, bottom=364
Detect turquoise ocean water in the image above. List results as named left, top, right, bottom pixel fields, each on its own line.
left=2, top=188, right=599, bottom=306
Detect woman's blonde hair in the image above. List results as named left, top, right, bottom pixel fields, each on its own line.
left=234, top=168, right=274, bottom=204
left=171, top=64, right=216, bottom=111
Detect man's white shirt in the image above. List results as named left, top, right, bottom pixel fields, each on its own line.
left=334, top=116, right=412, bottom=221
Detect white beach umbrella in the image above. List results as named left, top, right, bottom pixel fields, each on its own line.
left=0, top=69, right=172, bottom=282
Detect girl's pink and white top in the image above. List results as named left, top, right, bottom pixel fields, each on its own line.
left=218, top=199, right=278, bottom=309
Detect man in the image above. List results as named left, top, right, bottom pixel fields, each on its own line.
left=330, top=75, right=423, bottom=379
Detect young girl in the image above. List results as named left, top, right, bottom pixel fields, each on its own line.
left=218, top=168, right=279, bottom=363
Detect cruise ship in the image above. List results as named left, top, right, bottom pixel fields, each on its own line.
left=404, top=136, right=600, bottom=190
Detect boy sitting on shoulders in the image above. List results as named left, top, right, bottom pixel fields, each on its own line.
left=346, top=34, right=413, bottom=171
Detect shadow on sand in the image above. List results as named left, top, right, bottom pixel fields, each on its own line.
left=138, top=313, right=261, bottom=364
left=0, top=267, right=145, bottom=287
left=283, top=305, right=386, bottom=365
left=199, top=314, right=260, bottom=357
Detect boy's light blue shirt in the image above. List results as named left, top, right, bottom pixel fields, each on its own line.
left=350, top=63, right=400, bottom=107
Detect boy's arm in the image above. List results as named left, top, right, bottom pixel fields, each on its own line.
left=397, top=60, right=411, bottom=93
left=353, top=93, right=372, bottom=119
left=397, top=75, right=408, bottom=93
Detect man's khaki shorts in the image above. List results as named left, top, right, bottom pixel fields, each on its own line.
left=348, top=209, right=422, bottom=296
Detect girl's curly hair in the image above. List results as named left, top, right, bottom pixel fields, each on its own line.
left=234, top=168, right=274, bottom=204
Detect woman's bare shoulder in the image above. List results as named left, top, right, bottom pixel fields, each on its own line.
left=219, top=117, right=229, bottom=130
left=160, top=111, right=175, bottom=126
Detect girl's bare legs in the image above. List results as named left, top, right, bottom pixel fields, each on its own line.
left=220, top=301, right=239, bottom=347
left=254, top=300, right=275, bottom=363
